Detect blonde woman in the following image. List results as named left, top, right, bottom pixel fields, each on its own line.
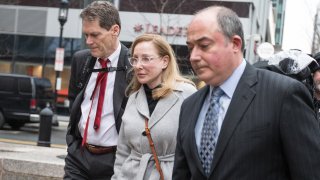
left=112, top=34, right=196, bottom=180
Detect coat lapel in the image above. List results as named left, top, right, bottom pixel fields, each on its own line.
left=148, top=90, right=178, bottom=128
left=210, top=64, right=257, bottom=173
left=136, top=86, right=151, bottom=119
left=135, top=85, right=180, bottom=129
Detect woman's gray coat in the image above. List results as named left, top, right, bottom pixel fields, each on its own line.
left=112, top=82, right=196, bottom=180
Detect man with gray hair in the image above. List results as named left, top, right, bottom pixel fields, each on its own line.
left=173, top=6, right=320, bottom=179
left=64, top=1, right=131, bottom=179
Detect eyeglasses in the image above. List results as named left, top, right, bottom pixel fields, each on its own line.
left=129, top=56, right=161, bottom=66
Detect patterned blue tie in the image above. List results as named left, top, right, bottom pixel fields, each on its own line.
left=200, top=87, right=224, bottom=176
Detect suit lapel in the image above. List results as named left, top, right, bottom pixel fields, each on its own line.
left=210, top=64, right=257, bottom=173
left=113, top=44, right=129, bottom=124
left=190, top=86, right=211, bottom=174
left=70, top=55, right=95, bottom=137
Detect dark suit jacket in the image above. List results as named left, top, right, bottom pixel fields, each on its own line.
left=66, top=43, right=131, bottom=146
left=173, top=63, right=320, bottom=180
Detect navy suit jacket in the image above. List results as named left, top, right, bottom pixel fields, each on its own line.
left=173, top=63, right=320, bottom=180
left=66, top=43, right=131, bottom=146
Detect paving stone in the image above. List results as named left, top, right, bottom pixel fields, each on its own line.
left=0, top=142, right=66, bottom=179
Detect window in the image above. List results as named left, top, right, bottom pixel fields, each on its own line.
left=34, top=78, right=54, bottom=99
left=18, top=78, right=32, bottom=94
left=0, top=76, right=15, bottom=92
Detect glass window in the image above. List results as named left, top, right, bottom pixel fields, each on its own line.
left=18, top=78, right=32, bottom=94
left=0, top=76, right=15, bottom=92
left=34, top=78, right=54, bottom=99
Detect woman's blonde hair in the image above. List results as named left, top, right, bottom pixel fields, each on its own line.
left=126, top=33, right=194, bottom=99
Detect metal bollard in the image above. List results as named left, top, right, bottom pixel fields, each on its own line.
left=37, top=107, right=53, bottom=147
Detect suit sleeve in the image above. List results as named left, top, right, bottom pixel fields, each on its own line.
left=65, top=52, right=81, bottom=146
left=172, top=101, right=192, bottom=180
left=280, top=80, right=320, bottom=179
left=68, top=53, right=79, bottom=110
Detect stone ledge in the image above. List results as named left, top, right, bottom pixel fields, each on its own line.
left=0, top=142, right=66, bottom=179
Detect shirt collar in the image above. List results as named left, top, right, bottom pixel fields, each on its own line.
left=97, top=42, right=121, bottom=67
left=108, top=42, right=121, bottom=65
left=210, top=59, right=246, bottom=98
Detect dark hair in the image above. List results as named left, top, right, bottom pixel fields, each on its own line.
left=216, top=7, right=245, bottom=52
left=198, top=6, right=245, bottom=52
left=80, top=1, right=121, bottom=30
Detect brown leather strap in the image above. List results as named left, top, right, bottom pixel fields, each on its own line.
left=145, top=118, right=164, bottom=180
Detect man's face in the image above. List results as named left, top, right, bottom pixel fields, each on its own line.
left=186, top=15, right=240, bottom=86
left=82, top=19, right=118, bottom=58
left=313, top=70, right=320, bottom=92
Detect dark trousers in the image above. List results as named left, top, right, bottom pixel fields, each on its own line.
left=64, top=139, right=116, bottom=180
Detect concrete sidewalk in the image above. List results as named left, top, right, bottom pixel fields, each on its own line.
left=0, top=142, right=66, bottom=179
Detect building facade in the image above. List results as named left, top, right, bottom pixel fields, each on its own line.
left=0, top=0, right=275, bottom=94
left=312, top=3, right=320, bottom=54
left=271, top=0, right=286, bottom=51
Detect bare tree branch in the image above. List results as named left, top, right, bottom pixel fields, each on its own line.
left=172, top=0, right=188, bottom=14
left=150, top=0, right=159, bottom=12
left=127, top=0, right=152, bottom=24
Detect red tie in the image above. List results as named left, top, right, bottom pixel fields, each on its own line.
left=93, top=58, right=108, bottom=130
left=81, top=58, right=108, bottom=147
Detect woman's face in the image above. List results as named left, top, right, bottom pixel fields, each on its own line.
left=132, top=41, right=168, bottom=89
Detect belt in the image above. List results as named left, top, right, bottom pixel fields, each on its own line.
left=85, top=143, right=117, bottom=154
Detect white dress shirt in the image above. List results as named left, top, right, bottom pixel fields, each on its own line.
left=79, top=42, right=121, bottom=146
left=195, top=59, right=246, bottom=152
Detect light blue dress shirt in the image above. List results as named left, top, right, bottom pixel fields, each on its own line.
left=195, top=59, right=247, bottom=153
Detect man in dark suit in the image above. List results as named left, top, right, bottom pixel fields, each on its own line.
left=64, top=1, right=131, bottom=179
left=173, top=6, right=320, bottom=180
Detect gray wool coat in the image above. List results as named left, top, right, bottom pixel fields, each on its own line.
left=112, top=82, right=197, bottom=180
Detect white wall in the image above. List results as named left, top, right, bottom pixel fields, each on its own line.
left=119, top=12, right=193, bottom=45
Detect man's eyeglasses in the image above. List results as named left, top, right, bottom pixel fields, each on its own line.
left=129, top=56, right=161, bottom=66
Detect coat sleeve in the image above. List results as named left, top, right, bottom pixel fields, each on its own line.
left=112, top=95, right=135, bottom=180
left=112, top=123, right=131, bottom=180
left=280, top=80, right=320, bottom=179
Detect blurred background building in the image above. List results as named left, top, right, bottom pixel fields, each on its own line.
left=282, top=0, right=320, bottom=54
left=312, top=3, right=320, bottom=54
left=271, top=0, right=286, bottom=51
left=3, top=0, right=319, bottom=103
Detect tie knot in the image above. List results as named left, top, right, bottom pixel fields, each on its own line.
left=211, top=87, right=224, bottom=103
left=98, top=58, right=108, bottom=68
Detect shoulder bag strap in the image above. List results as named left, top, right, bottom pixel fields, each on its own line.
left=145, top=118, right=164, bottom=180
left=77, top=56, right=95, bottom=90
